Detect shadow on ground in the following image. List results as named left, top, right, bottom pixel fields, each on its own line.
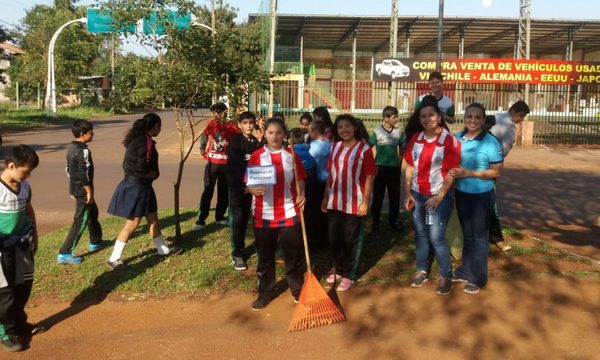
left=498, top=167, right=600, bottom=256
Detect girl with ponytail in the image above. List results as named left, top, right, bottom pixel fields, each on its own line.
left=106, top=113, right=181, bottom=270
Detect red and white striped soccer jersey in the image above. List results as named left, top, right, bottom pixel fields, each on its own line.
left=247, top=145, right=307, bottom=228
left=326, top=141, right=376, bottom=215
left=403, top=128, right=461, bottom=195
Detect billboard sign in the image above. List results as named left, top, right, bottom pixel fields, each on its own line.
left=372, top=58, right=600, bottom=85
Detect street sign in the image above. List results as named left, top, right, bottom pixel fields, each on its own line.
left=86, top=9, right=135, bottom=33
left=143, top=10, right=191, bottom=35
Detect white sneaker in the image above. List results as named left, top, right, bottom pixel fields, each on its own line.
left=192, top=224, right=205, bottom=231
left=216, top=220, right=228, bottom=226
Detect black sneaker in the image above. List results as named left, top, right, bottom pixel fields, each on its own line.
left=436, top=277, right=453, bottom=295
left=1, top=335, right=23, bottom=352
left=410, top=271, right=429, bottom=287
left=16, top=322, right=46, bottom=337
left=463, top=283, right=481, bottom=294
left=251, top=296, right=271, bottom=311
left=231, top=256, right=247, bottom=271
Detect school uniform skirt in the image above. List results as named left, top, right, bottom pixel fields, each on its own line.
left=107, top=178, right=158, bottom=218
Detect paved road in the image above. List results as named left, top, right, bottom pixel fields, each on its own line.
left=3, top=112, right=599, bottom=260
left=3, top=110, right=208, bottom=235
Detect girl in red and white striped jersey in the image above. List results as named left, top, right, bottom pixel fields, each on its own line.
left=246, top=118, right=307, bottom=311
left=321, top=114, right=376, bottom=292
left=403, top=97, right=460, bottom=295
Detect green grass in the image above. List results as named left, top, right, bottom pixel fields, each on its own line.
left=0, top=106, right=112, bottom=131
left=33, top=208, right=600, bottom=301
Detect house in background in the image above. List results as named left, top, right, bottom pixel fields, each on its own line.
left=0, top=42, right=25, bottom=102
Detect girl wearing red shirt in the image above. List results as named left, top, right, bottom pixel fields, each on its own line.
left=403, top=98, right=460, bottom=295
left=246, top=118, right=307, bottom=311
left=321, top=114, right=376, bottom=292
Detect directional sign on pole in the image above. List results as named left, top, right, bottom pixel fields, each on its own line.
left=143, top=10, right=191, bottom=35
left=87, top=9, right=135, bottom=33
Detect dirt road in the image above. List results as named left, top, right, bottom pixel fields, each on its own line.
left=15, top=278, right=600, bottom=359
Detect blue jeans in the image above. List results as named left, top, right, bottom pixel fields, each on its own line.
left=411, top=190, right=454, bottom=279
left=455, top=189, right=494, bottom=288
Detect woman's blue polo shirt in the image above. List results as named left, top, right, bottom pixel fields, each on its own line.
left=455, top=130, right=503, bottom=194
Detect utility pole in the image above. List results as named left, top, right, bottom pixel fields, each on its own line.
left=437, top=0, right=444, bottom=71
left=211, top=0, right=216, bottom=39
left=517, top=0, right=531, bottom=101
left=267, top=0, right=277, bottom=117
left=111, top=33, right=115, bottom=92
left=390, top=0, right=398, bottom=57
left=211, top=0, right=217, bottom=104
left=389, top=0, right=399, bottom=106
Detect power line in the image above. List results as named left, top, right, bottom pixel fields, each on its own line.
left=0, top=19, right=19, bottom=29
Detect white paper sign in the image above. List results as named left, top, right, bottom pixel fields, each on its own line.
left=246, top=165, right=276, bottom=186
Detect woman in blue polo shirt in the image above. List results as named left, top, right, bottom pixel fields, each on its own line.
left=449, top=103, right=503, bottom=294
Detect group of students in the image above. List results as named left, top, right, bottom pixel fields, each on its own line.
left=0, top=71, right=531, bottom=351
left=192, top=104, right=375, bottom=310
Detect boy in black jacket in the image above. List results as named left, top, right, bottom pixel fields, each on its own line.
left=226, top=112, right=261, bottom=271
left=58, top=120, right=105, bottom=264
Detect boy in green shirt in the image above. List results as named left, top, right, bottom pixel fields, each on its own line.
left=0, top=145, right=41, bottom=352
left=369, top=106, right=404, bottom=231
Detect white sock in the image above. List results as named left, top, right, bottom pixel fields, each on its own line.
left=109, top=240, right=127, bottom=262
left=153, top=235, right=170, bottom=255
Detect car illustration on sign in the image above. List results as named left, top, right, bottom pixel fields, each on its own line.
left=375, top=59, right=411, bottom=79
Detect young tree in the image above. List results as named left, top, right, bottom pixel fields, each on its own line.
left=105, top=0, right=271, bottom=241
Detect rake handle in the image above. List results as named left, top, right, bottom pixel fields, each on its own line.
left=291, top=146, right=312, bottom=271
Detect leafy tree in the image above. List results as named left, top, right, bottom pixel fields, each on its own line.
left=104, top=0, right=272, bottom=241
left=7, top=0, right=107, bottom=103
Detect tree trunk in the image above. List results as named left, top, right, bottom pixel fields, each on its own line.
left=173, top=159, right=185, bottom=243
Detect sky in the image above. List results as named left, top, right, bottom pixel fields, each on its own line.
left=2, top=0, right=598, bottom=55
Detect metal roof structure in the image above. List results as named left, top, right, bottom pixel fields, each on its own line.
left=0, top=42, right=25, bottom=55
left=250, top=14, right=600, bottom=57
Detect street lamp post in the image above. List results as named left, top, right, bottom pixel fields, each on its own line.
left=191, top=21, right=215, bottom=34
left=45, top=17, right=87, bottom=117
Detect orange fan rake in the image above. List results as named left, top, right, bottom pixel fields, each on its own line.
left=288, top=147, right=345, bottom=332
left=288, top=271, right=346, bottom=332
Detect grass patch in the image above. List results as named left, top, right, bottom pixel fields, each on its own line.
left=33, top=208, right=600, bottom=301
left=0, top=106, right=112, bottom=131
